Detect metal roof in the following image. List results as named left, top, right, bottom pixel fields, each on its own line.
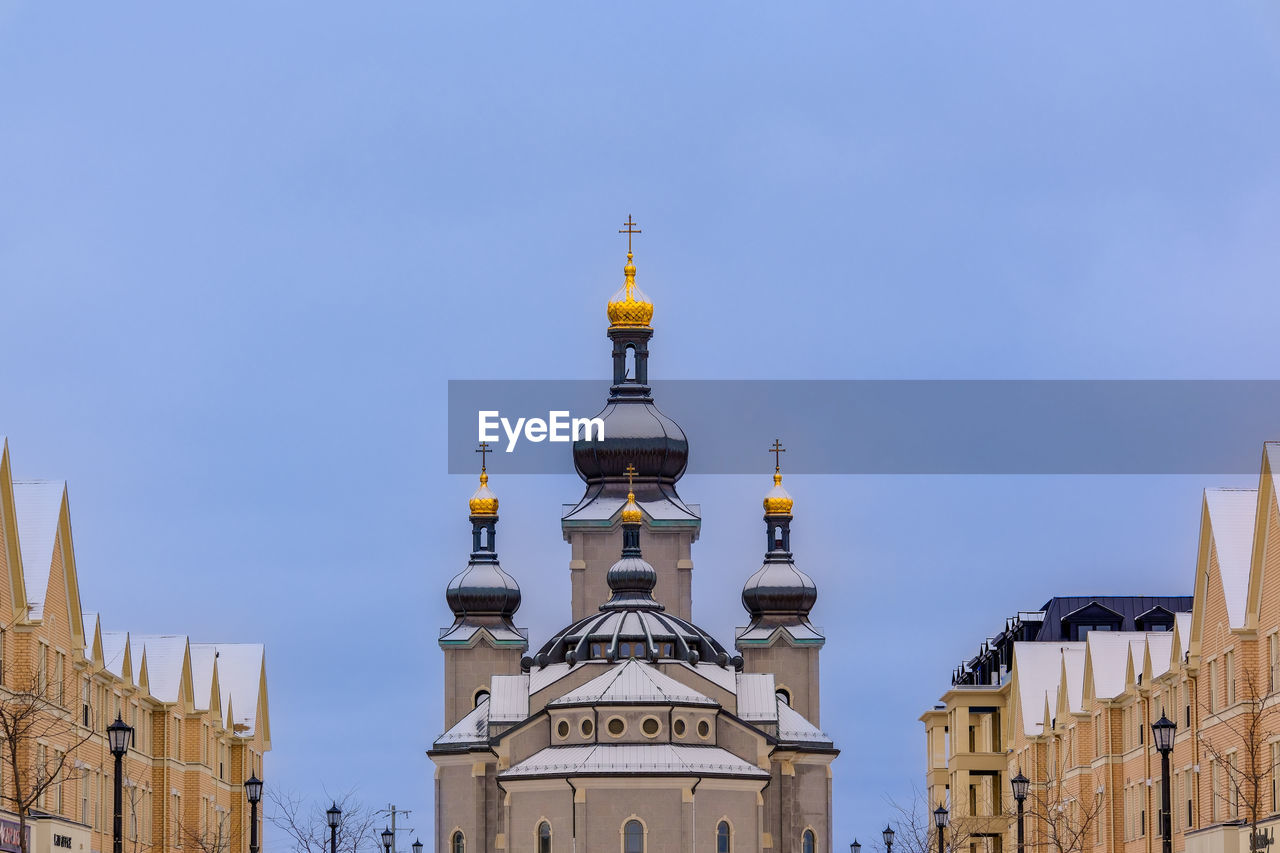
left=499, top=743, right=769, bottom=779
left=489, top=674, right=529, bottom=723
left=435, top=698, right=490, bottom=747
left=735, top=673, right=777, bottom=722
left=548, top=659, right=717, bottom=707
left=776, top=699, right=831, bottom=745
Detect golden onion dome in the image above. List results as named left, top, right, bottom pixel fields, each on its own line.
left=620, top=487, right=643, bottom=524
left=763, top=471, right=794, bottom=516
left=469, top=470, right=499, bottom=517
left=607, top=252, right=653, bottom=329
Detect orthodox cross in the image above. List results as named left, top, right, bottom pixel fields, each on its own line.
left=624, top=463, right=637, bottom=490
left=769, top=439, right=786, bottom=472
left=619, top=215, right=642, bottom=254
left=476, top=441, right=492, bottom=472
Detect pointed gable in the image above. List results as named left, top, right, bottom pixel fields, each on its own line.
left=1011, top=642, right=1083, bottom=736
left=548, top=659, right=718, bottom=707
left=0, top=440, right=28, bottom=622
left=1204, top=488, right=1257, bottom=630
left=135, top=635, right=190, bottom=704
left=1246, top=443, right=1280, bottom=631
left=11, top=480, right=65, bottom=621
left=207, top=643, right=268, bottom=740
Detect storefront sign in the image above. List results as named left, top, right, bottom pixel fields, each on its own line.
left=0, top=818, right=30, bottom=853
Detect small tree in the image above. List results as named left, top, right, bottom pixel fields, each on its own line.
left=268, top=788, right=382, bottom=853
left=0, top=668, right=97, bottom=853
left=882, top=785, right=984, bottom=853
left=1199, top=667, right=1279, bottom=849
left=179, top=811, right=232, bottom=853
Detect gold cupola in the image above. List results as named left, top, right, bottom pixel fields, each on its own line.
left=620, top=463, right=644, bottom=524
left=469, top=444, right=499, bottom=517
left=607, top=216, right=653, bottom=328
left=763, top=440, right=794, bottom=516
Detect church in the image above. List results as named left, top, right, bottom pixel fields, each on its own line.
left=428, top=228, right=838, bottom=853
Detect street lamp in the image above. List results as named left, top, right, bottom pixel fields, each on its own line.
left=107, top=715, right=133, bottom=853
left=851, top=841, right=861, bottom=853
left=382, top=826, right=395, bottom=853
left=934, top=805, right=949, bottom=853
left=412, top=840, right=423, bottom=853
left=883, top=825, right=895, bottom=853
left=245, top=775, right=263, bottom=853
left=1153, top=711, right=1177, bottom=853
left=326, top=802, right=342, bottom=853
left=1011, top=770, right=1030, bottom=853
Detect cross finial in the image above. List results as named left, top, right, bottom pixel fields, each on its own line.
left=624, top=463, right=637, bottom=489
left=769, top=439, right=786, bottom=473
left=618, top=215, right=641, bottom=255
left=476, top=441, right=492, bottom=472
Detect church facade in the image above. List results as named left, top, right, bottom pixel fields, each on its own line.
left=428, top=234, right=838, bottom=853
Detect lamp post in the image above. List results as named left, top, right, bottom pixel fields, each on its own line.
left=107, top=715, right=133, bottom=853
left=382, top=826, right=395, bottom=853
left=1152, top=711, right=1177, bottom=853
left=245, top=775, right=263, bottom=853
left=883, top=825, right=895, bottom=853
left=326, top=802, right=342, bottom=853
left=1011, top=770, right=1030, bottom=853
left=412, top=840, right=423, bottom=853
left=851, top=841, right=861, bottom=853
left=934, top=805, right=949, bottom=853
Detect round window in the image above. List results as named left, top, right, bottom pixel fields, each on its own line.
left=673, top=718, right=686, bottom=737
left=580, top=718, right=594, bottom=738
left=641, top=717, right=660, bottom=737
left=607, top=716, right=626, bottom=737
left=557, top=719, right=570, bottom=739
left=697, top=719, right=711, bottom=738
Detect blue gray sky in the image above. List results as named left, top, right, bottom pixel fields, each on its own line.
left=2, top=2, right=1279, bottom=848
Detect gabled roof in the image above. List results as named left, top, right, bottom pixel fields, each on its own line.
left=1203, top=488, right=1258, bottom=629
left=1085, top=632, right=1149, bottom=700
left=1144, top=632, right=1175, bottom=681
left=434, top=698, right=490, bottom=747
left=201, top=643, right=266, bottom=737
left=11, top=480, right=66, bottom=621
left=1012, top=642, right=1083, bottom=736
left=499, top=743, right=769, bottom=779
left=83, top=611, right=100, bottom=664
left=135, top=635, right=188, bottom=704
left=548, top=659, right=717, bottom=708
left=1060, top=646, right=1086, bottom=714
left=100, top=631, right=130, bottom=679
left=188, top=644, right=219, bottom=714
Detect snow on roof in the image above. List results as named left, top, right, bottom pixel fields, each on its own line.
left=548, top=659, right=717, bottom=707
left=489, top=675, right=529, bottom=723
left=776, top=699, right=831, bottom=745
left=12, top=480, right=65, bottom=621
left=1175, top=611, right=1191, bottom=639
left=434, top=698, right=490, bottom=747
left=202, top=643, right=264, bottom=735
left=1061, top=646, right=1086, bottom=714
left=736, top=673, right=778, bottom=722
left=1145, top=632, right=1175, bottom=680
left=499, top=743, right=769, bottom=779
left=82, top=612, right=99, bottom=662
left=1204, top=488, right=1258, bottom=629
left=100, top=631, right=129, bottom=678
left=188, top=645, right=217, bottom=712
left=528, top=661, right=580, bottom=695
left=1087, top=632, right=1149, bottom=700
left=1013, top=642, right=1083, bottom=736
left=136, top=635, right=187, bottom=703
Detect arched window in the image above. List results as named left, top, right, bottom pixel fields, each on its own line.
left=474, top=689, right=490, bottom=708
left=802, top=829, right=815, bottom=853
left=451, top=831, right=465, bottom=853
left=717, top=821, right=731, bottom=852
left=624, top=345, right=636, bottom=379
left=623, top=819, right=644, bottom=853
left=776, top=688, right=792, bottom=706
left=538, top=821, right=552, bottom=853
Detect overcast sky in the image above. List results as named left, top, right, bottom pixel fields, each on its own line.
left=2, top=2, right=1279, bottom=848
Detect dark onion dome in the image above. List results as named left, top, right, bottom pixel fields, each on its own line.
left=446, top=467, right=521, bottom=619
left=742, top=466, right=817, bottom=619
left=527, top=487, right=741, bottom=671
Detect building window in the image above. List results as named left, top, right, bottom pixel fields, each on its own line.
left=557, top=720, right=570, bottom=739
left=607, top=717, right=626, bottom=737
left=451, top=831, right=464, bottom=853
left=717, top=821, right=731, bottom=853
left=1208, top=659, right=1218, bottom=712
left=474, top=689, right=489, bottom=709
left=673, top=719, right=686, bottom=737
left=697, top=720, right=711, bottom=738
left=802, top=829, right=816, bottom=853
left=580, top=718, right=594, bottom=738
left=641, top=717, right=660, bottom=738
left=537, top=821, right=551, bottom=853
left=623, top=820, right=644, bottom=853
left=1225, top=651, right=1236, bottom=706
left=776, top=688, right=792, bottom=706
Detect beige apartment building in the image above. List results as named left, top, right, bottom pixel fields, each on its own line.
left=922, top=441, right=1280, bottom=853
left=0, top=439, right=270, bottom=853
left=429, top=242, right=838, bottom=852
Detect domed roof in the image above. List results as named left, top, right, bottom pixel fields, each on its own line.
left=741, top=560, right=817, bottom=618
left=606, top=253, right=653, bottom=329
left=572, top=399, right=688, bottom=485
left=446, top=559, right=521, bottom=618
left=763, top=472, right=793, bottom=516
left=469, top=470, right=498, bottom=517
